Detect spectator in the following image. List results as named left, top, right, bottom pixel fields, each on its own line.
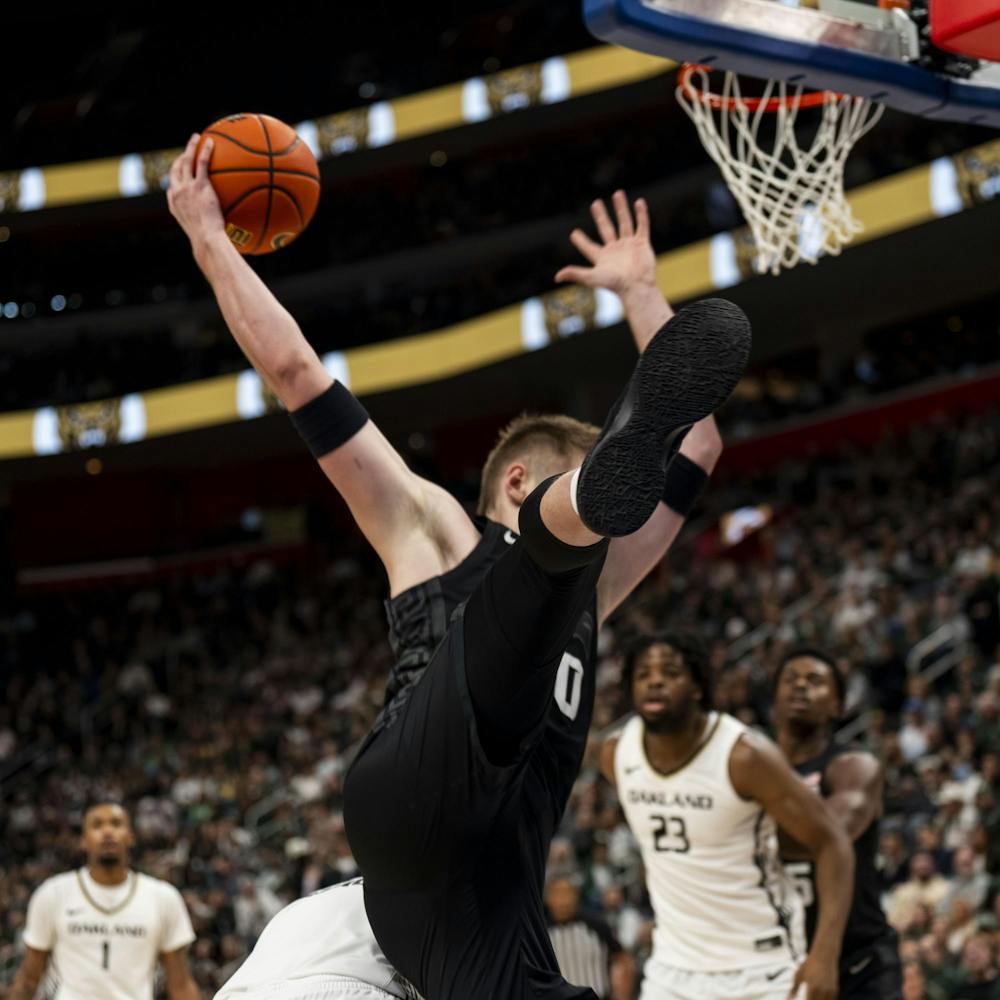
left=939, top=846, right=992, bottom=918
left=889, top=853, right=952, bottom=931
left=902, top=959, right=931, bottom=1000
left=950, top=934, right=1000, bottom=1000
left=918, top=932, right=952, bottom=999
left=544, top=876, right=635, bottom=1000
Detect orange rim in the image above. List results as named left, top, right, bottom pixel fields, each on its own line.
left=678, top=63, right=835, bottom=111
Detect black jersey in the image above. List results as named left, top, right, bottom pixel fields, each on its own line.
left=784, top=742, right=894, bottom=963
left=377, top=517, right=598, bottom=833
left=347, top=516, right=602, bottom=999
left=376, top=519, right=518, bottom=731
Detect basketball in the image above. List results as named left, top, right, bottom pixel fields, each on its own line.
left=194, top=113, right=320, bottom=255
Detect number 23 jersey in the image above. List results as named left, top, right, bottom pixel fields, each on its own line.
left=23, top=868, right=195, bottom=1000
left=614, top=712, right=805, bottom=973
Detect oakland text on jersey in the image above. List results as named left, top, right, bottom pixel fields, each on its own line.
left=68, top=922, right=148, bottom=937
left=626, top=788, right=714, bottom=809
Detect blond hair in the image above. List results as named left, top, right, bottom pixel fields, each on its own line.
left=477, top=412, right=599, bottom=515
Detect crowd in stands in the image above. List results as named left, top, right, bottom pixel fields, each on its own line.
left=2, top=399, right=1000, bottom=997
left=723, top=295, right=1000, bottom=438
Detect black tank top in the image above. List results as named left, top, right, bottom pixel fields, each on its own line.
left=784, top=742, right=894, bottom=962
left=374, top=519, right=518, bottom=733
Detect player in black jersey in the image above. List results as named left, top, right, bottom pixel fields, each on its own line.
left=169, top=147, right=749, bottom=999
left=773, top=649, right=904, bottom=1000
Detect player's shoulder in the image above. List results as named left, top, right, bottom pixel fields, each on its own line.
left=599, top=713, right=637, bottom=782
left=823, top=744, right=883, bottom=787
left=34, top=869, right=80, bottom=896
left=134, top=871, right=186, bottom=904
left=728, top=723, right=783, bottom=770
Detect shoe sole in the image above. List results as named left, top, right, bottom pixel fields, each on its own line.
left=577, top=298, right=751, bottom=537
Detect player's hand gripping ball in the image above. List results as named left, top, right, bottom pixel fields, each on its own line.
left=194, top=113, right=320, bottom=255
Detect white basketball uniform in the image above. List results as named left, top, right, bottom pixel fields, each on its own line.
left=22, top=867, right=195, bottom=1000
left=214, top=879, right=413, bottom=1000
left=615, top=712, right=807, bottom=1000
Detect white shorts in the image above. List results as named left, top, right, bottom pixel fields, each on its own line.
left=214, top=975, right=399, bottom=1000
left=639, top=958, right=803, bottom=1000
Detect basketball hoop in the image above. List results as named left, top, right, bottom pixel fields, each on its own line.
left=677, top=64, right=885, bottom=275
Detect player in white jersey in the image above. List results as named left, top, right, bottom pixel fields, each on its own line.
left=600, top=634, right=854, bottom=1000
left=10, top=802, right=197, bottom=1000
left=214, top=878, right=414, bottom=1000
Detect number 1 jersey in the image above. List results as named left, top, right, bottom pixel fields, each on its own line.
left=614, top=712, right=805, bottom=973
left=23, top=868, right=195, bottom=1000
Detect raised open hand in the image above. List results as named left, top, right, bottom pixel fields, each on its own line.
left=555, top=189, right=657, bottom=297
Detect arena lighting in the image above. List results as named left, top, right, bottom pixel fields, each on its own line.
left=3, top=302, right=18, bottom=318
left=21, top=303, right=36, bottom=318
left=50, top=294, right=66, bottom=312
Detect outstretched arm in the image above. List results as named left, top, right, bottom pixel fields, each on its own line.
left=731, top=732, right=854, bottom=1000
left=557, top=192, right=720, bottom=623
left=167, top=134, right=478, bottom=594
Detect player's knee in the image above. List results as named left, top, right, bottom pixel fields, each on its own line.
left=518, top=477, right=608, bottom=574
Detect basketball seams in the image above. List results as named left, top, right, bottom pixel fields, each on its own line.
left=253, top=114, right=275, bottom=255
left=204, top=129, right=270, bottom=156
left=221, top=185, right=272, bottom=217
left=273, top=186, right=305, bottom=227
left=209, top=167, right=320, bottom=182
left=270, top=136, right=302, bottom=157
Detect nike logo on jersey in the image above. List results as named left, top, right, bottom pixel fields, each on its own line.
left=765, top=968, right=788, bottom=982
left=624, top=764, right=642, bottom=775
left=503, top=530, right=517, bottom=545
left=66, top=908, right=85, bottom=916
left=848, top=956, right=873, bottom=976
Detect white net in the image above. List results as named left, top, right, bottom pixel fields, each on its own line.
left=677, top=66, right=885, bottom=275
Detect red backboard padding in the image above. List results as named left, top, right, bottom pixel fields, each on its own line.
left=931, top=0, right=1000, bottom=62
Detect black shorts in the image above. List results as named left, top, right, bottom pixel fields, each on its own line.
left=344, top=537, right=603, bottom=1000
left=840, top=935, right=903, bottom=1000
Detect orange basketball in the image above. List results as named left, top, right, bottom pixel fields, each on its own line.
left=195, top=114, right=320, bottom=255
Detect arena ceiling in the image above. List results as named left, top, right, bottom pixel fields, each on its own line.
left=1, top=3, right=592, bottom=170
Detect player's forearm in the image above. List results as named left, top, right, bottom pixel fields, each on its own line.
left=610, top=952, right=637, bottom=1000
left=192, top=232, right=327, bottom=408
left=167, top=977, right=201, bottom=1000
left=810, top=829, right=855, bottom=962
left=678, top=414, right=723, bottom=475
left=620, top=280, right=674, bottom=353
left=9, top=970, right=42, bottom=1000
